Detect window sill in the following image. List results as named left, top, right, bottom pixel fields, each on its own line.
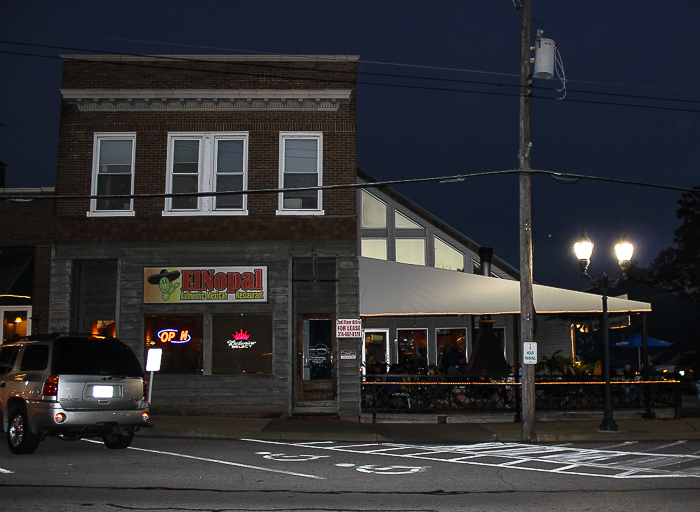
left=162, top=210, right=249, bottom=217
left=87, top=210, right=135, bottom=217
left=275, top=209, right=325, bottom=216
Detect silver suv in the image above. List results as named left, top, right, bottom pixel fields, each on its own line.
left=0, top=333, right=150, bottom=454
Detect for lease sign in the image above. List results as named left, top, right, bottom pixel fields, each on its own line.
left=336, top=319, right=362, bottom=338
left=143, top=266, right=267, bottom=304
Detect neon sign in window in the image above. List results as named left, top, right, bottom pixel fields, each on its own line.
left=157, top=328, right=191, bottom=344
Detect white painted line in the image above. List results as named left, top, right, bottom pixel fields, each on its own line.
left=0, top=468, right=13, bottom=474
left=81, top=439, right=324, bottom=480
left=596, top=441, right=638, bottom=450
left=646, top=440, right=687, bottom=451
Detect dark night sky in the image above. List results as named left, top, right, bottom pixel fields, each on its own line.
left=2, top=1, right=699, bottom=292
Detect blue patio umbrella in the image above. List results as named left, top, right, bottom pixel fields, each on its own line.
left=612, top=334, right=673, bottom=348
left=612, top=334, right=673, bottom=370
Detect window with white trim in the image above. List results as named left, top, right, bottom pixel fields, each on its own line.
left=278, top=132, right=323, bottom=215
left=165, top=132, right=248, bottom=215
left=89, top=133, right=136, bottom=216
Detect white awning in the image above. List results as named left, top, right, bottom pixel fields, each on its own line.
left=359, top=257, right=651, bottom=316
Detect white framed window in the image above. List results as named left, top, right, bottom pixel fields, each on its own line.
left=164, top=132, right=248, bottom=216
left=89, top=133, right=136, bottom=216
left=1, top=307, right=32, bottom=343
left=277, top=132, right=323, bottom=215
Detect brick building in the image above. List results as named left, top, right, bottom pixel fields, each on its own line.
left=50, top=54, right=361, bottom=418
left=0, top=187, right=55, bottom=342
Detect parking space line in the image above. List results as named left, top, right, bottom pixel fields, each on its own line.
left=81, top=439, right=325, bottom=480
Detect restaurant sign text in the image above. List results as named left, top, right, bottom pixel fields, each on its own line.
left=143, top=266, right=267, bottom=304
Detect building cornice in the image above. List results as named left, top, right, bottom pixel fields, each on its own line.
left=61, top=89, right=353, bottom=111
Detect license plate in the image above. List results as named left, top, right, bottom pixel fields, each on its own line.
left=92, top=385, right=114, bottom=398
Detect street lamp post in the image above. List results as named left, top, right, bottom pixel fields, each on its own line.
left=573, top=230, right=634, bottom=432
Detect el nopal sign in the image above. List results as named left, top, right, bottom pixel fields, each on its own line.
left=336, top=319, right=362, bottom=338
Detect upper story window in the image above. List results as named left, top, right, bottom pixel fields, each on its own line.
left=361, top=191, right=387, bottom=228
left=396, top=238, right=425, bottom=266
left=395, top=211, right=421, bottom=229
left=361, top=238, right=388, bottom=260
left=164, top=132, right=248, bottom=216
left=277, top=132, right=323, bottom=215
left=434, top=236, right=465, bottom=272
left=89, top=133, right=136, bottom=216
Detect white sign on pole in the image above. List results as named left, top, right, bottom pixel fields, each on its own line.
left=336, top=319, right=362, bottom=338
left=523, top=342, right=537, bottom=365
left=146, top=348, right=163, bottom=372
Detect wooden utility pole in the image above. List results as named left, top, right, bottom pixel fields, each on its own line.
left=518, top=0, right=536, bottom=442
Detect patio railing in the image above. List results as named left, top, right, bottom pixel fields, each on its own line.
left=361, top=375, right=681, bottom=416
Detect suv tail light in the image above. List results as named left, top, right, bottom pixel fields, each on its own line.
left=142, top=378, right=148, bottom=400
left=42, top=374, right=59, bottom=396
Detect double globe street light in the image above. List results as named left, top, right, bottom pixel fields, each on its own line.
left=574, top=230, right=634, bottom=431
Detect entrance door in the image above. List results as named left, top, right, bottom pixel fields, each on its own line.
left=297, top=314, right=335, bottom=401
left=363, top=329, right=389, bottom=375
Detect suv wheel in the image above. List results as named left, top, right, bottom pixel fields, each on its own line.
left=7, top=408, right=41, bottom=455
left=103, top=431, right=134, bottom=449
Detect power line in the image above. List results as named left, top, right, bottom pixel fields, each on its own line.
left=2, top=44, right=700, bottom=115
left=7, top=27, right=700, bottom=95
left=2, top=169, right=697, bottom=202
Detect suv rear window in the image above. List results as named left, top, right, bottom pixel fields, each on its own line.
left=20, top=345, right=49, bottom=371
left=52, top=337, right=144, bottom=377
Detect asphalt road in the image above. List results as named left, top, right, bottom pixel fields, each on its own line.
left=2, top=436, right=700, bottom=511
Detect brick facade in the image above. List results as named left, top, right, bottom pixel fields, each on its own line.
left=54, top=55, right=358, bottom=231
left=0, top=189, right=55, bottom=334
left=46, top=55, right=362, bottom=418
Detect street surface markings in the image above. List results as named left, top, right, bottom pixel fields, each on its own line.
left=0, top=468, right=13, bottom=474
left=256, top=451, right=331, bottom=461
left=334, top=462, right=430, bottom=474
left=81, top=439, right=324, bottom=480
left=243, top=439, right=700, bottom=480
left=645, top=440, right=687, bottom=451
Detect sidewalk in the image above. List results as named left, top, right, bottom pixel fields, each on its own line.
left=137, top=412, right=700, bottom=444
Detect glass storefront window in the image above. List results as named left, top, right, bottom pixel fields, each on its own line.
left=361, top=190, right=386, bottom=228
left=145, top=315, right=203, bottom=373
left=213, top=314, right=273, bottom=374
left=2, top=309, right=29, bottom=343
left=434, top=237, right=464, bottom=272
left=364, top=330, right=388, bottom=375
left=396, top=329, right=427, bottom=374
left=90, top=320, right=116, bottom=337
left=436, top=328, right=467, bottom=374
left=396, top=238, right=425, bottom=266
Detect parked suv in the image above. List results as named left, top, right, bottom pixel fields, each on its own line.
left=0, top=333, right=150, bottom=454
